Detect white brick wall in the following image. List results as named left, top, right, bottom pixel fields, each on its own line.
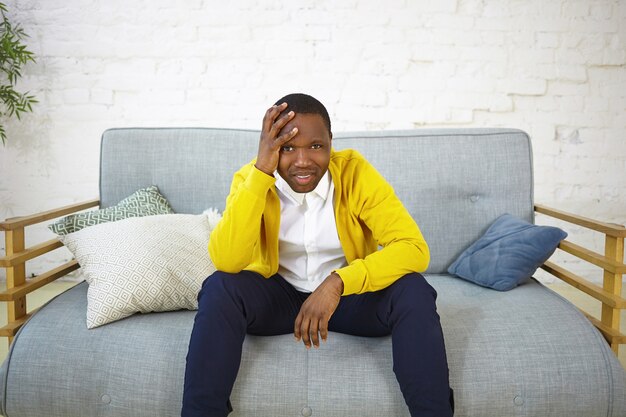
left=1, top=0, right=625, bottom=283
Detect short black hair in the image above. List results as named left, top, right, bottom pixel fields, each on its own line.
left=274, top=93, right=331, bottom=135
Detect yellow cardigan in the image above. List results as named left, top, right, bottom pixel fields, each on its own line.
left=208, top=149, right=430, bottom=295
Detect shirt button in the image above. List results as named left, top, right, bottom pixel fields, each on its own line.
left=301, top=406, right=313, bottom=416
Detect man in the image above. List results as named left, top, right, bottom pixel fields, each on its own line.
left=182, top=93, right=453, bottom=417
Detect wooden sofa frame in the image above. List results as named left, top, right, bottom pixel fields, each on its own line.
left=1, top=201, right=625, bottom=355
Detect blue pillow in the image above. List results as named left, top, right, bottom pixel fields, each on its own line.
left=448, top=214, right=567, bottom=291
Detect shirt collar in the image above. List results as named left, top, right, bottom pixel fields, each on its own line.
left=275, top=171, right=331, bottom=205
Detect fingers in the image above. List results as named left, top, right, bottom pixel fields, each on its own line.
left=261, top=102, right=287, bottom=133
left=294, top=312, right=303, bottom=342
left=294, top=312, right=328, bottom=349
left=310, top=320, right=321, bottom=349
left=310, top=318, right=329, bottom=349
left=300, top=318, right=314, bottom=350
left=295, top=314, right=314, bottom=349
left=262, top=103, right=295, bottom=141
left=274, top=126, right=298, bottom=149
left=293, top=280, right=341, bottom=350
left=319, top=321, right=329, bottom=344
left=255, top=103, right=297, bottom=175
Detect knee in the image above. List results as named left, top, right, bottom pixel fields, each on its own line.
left=197, top=270, right=238, bottom=305
left=391, top=273, right=437, bottom=307
left=197, top=270, right=263, bottom=305
left=201, top=270, right=231, bottom=289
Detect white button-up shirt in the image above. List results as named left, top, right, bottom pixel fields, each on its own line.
left=275, top=171, right=347, bottom=293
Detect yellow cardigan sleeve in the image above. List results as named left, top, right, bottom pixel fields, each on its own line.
left=208, top=163, right=276, bottom=273
left=333, top=155, right=430, bottom=295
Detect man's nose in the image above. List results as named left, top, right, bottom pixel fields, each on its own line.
left=294, top=149, right=311, bottom=166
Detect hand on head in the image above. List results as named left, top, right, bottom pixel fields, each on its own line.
left=255, top=103, right=298, bottom=176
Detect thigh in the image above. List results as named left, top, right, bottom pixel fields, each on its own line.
left=328, top=288, right=392, bottom=337
left=329, top=273, right=434, bottom=337
left=200, top=270, right=306, bottom=336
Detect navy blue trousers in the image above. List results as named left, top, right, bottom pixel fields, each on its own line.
left=182, top=271, right=453, bottom=417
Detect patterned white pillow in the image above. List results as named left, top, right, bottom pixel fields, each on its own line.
left=60, top=211, right=221, bottom=329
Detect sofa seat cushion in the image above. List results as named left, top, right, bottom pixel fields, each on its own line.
left=1, top=276, right=624, bottom=417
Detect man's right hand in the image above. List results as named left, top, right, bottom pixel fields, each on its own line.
left=254, top=102, right=298, bottom=176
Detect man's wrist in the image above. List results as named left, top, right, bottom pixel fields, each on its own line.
left=254, top=163, right=275, bottom=177
left=329, top=272, right=344, bottom=295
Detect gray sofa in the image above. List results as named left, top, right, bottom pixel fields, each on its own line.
left=1, top=127, right=625, bottom=417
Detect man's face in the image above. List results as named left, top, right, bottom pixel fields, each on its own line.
left=276, top=113, right=332, bottom=193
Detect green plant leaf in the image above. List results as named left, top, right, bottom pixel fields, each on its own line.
left=0, top=1, right=37, bottom=145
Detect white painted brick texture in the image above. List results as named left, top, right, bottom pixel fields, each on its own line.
left=1, top=0, right=625, bottom=283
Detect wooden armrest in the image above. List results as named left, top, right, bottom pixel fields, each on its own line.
left=0, top=199, right=100, bottom=231
left=558, top=240, right=626, bottom=274
left=0, top=260, right=79, bottom=302
left=535, top=204, right=626, bottom=238
left=0, top=312, right=35, bottom=338
left=583, top=313, right=626, bottom=345
left=535, top=203, right=625, bottom=355
left=0, top=239, right=63, bottom=267
left=0, top=199, right=97, bottom=344
left=541, top=262, right=626, bottom=309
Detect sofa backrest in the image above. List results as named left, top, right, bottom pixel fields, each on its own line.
left=100, top=127, right=533, bottom=273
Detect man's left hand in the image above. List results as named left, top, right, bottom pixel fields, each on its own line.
left=294, top=273, right=344, bottom=349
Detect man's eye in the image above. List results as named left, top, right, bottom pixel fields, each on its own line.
left=311, top=144, right=322, bottom=150
left=281, top=146, right=294, bottom=152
